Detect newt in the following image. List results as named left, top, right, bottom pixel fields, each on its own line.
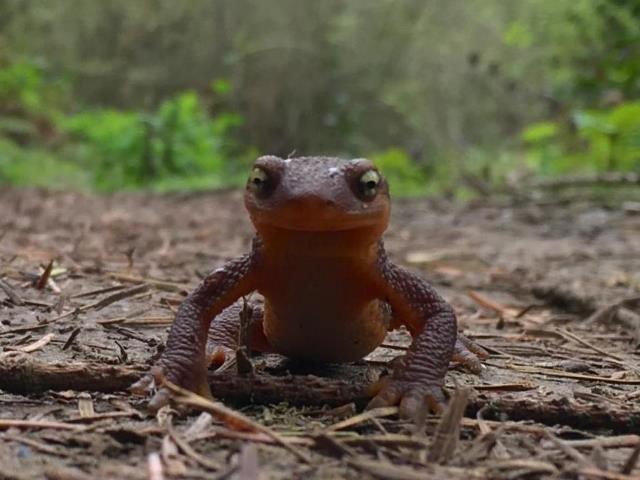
left=133, top=156, right=488, bottom=419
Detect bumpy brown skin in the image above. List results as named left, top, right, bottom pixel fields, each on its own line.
left=133, top=156, right=488, bottom=419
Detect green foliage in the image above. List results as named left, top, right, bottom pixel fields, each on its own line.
left=370, top=148, right=430, bottom=197
left=503, top=21, right=533, bottom=49
left=63, top=92, right=253, bottom=191
left=0, top=62, right=47, bottom=113
left=0, top=1, right=638, bottom=197
left=64, top=110, right=147, bottom=189
left=0, top=60, right=87, bottom=189
left=508, top=0, right=640, bottom=182
left=0, top=60, right=254, bottom=191
left=0, top=60, right=64, bottom=140
left=523, top=101, right=640, bottom=175
left=553, top=0, right=640, bottom=103
left=0, top=139, right=87, bottom=188
left=521, top=122, right=558, bottom=144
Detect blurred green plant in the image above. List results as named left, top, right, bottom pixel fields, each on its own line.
left=523, top=101, right=640, bottom=176
left=500, top=0, right=640, bottom=185
left=0, top=61, right=66, bottom=114
left=0, top=61, right=255, bottom=191
left=1, top=0, right=639, bottom=197
left=64, top=90, right=252, bottom=191
left=0, top=60, right=65, bottom=143
left=0, top=138, right=88, bottom=188
left=370, top=148, right=431, bottom=197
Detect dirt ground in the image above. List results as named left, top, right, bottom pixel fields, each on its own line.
left=0, top=186, right=639, bottom=480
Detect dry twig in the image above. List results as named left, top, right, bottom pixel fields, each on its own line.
left=160, top=377, right=311, bottom=464
left=168, top=427, right=223, bottom=471
left=35, top=259, right=54, bottom=290
left=0, top=419, right=83, bottom=431
left=621, top=441, right=640, bottom=475
left=427, top=388, right=470, bottom=464
left=324, top=407, right=398, bottom=432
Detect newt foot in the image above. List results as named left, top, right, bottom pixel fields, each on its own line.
left=129, top=369, right=172, bottom=412
left=452, top=334, right=489, bottom=374
left=367, top=376, right=446, bottom=419
left=130, top=360, right=213, bottom=412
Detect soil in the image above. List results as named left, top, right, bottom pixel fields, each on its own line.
left=0, top=187, right=639, bottom=480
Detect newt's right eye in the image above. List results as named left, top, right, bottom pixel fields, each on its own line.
left=356, top=169, right=381, bottom=200
left=248, top=167, right=271, bottom=195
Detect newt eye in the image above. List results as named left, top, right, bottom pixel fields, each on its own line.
left=358, top=170, right=381, bottom=199
left=248, top=167, right=270, bottom=194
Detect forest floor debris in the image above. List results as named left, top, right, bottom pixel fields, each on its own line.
left=0, top=187, right=639, bottom=479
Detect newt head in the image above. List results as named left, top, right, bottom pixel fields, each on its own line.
left=244, top=156, right=390, bottom=233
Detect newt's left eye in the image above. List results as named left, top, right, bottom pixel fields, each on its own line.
left=358, top=170, right=381, bottom=199
left=248, top=167, right=270, bottom=194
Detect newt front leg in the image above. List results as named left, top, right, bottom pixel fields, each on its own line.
left=132, top=245, right=260, bottom=410
left=368, top=245, right=459, bottom=419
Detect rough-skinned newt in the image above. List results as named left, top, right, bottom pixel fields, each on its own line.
left=132, top=156, right=488, bottom=419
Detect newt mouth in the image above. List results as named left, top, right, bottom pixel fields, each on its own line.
left=247, top=194, right=389, bottom=232
left=253, top=215, right=384, bottom=232
left=250, top=204, right=385, bottom=232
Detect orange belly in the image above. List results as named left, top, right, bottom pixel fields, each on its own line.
left=257, top=252, right=387, bottom=362
left=262, top=298, right=387, bottom=362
